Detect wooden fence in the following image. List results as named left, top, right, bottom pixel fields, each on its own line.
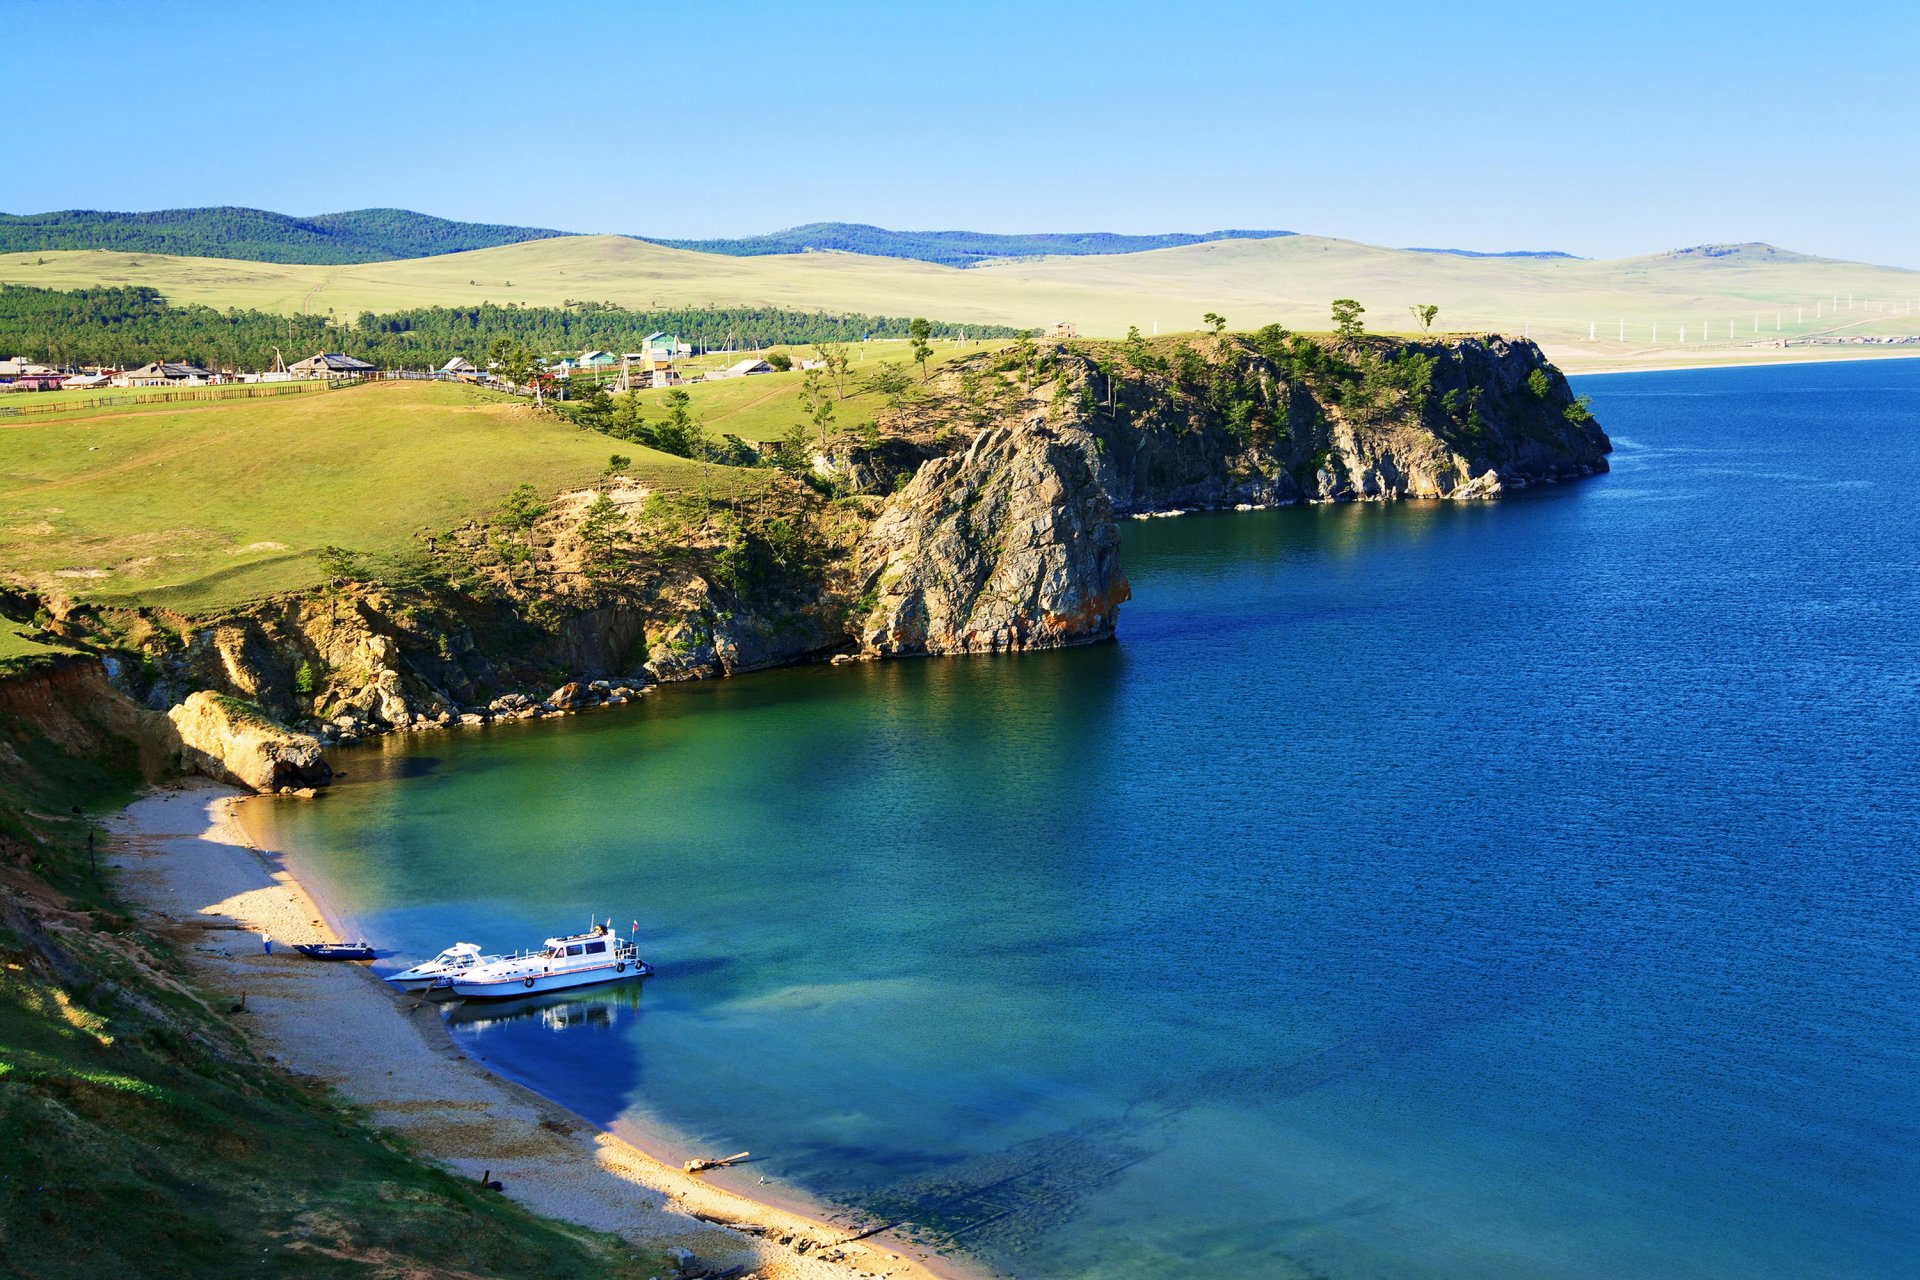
left=0, top=377, right=359, bottom=419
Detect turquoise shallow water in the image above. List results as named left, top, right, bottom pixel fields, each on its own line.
left=252, top=360, right=1920, bottom=1279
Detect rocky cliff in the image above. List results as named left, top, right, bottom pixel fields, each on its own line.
left=10, top=332, right=1607, bottom=780
left=855, top=418, right=1129, bottom=655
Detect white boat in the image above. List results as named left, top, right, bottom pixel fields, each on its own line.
left=385, top=942, right=500, bottom=990
left=440, top=921, right=650, bottom=1000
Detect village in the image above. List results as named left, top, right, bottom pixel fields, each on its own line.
left=0, top=329, right=737, bottom=395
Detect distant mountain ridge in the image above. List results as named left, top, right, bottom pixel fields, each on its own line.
left=0, top=207, right=573, bottom=264
left=644, top=223, right=1301, bottom=266
left=0, top=208, right=1314, bottom=268
left=0, top=206, right=1603, bottom=268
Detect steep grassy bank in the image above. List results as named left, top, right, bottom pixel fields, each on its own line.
left=0, top=660, right=647, bottom=1278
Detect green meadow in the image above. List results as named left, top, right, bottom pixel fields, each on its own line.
left=0, top=381, right=706, bottom=612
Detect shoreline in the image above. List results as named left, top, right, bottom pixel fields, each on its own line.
left=1555, top=348, right=1920, bottom=377
left=108, top=780, right=984, bottom=1280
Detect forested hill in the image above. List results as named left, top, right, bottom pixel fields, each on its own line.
left=0, top=208, right=573, bottom=264
left=0, top=283, right=1016, bottom=370
left=648, top=223, right=1299, bottom=266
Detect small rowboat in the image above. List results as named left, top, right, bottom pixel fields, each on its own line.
left=292, top=941, right=376, bottom=961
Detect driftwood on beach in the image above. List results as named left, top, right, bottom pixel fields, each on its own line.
left=684, top=1150, right=750, bottom=1173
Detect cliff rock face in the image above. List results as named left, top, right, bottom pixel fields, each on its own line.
left=854, top=418, right=1129, bottom=655
left=166, top=691, right=331, bottom=792
left=1085, top=336, right=1609, bottom=512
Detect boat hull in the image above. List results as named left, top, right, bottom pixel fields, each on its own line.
left=444, top=959, right=651, bottom=1000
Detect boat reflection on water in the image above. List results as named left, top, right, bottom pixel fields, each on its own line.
left=443, top=981, right=648, bottom=1036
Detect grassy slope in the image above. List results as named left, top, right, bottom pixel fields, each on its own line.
left=3, top=235, right=1916, bottom=370
left=605, top=338, right=999, bottom=442
left=0, top=671, right=642, bottom=1279
left=0, top=381, right=704, bottom=611
left=0, top=618, right=68, bottom=671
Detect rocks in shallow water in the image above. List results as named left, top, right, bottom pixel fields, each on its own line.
left=167, top=691, right=332, bottom=793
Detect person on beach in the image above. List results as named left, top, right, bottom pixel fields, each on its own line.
left=262, top=931, right=272, bottom=956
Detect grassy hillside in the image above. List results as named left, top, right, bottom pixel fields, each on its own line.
left=4, top=234, right=1914, bottom=371
left=0, top=207, right=571, bottom=264
left=0, top=381, right=709, bottom=612
left=0, top=663, right=646, bottom=1278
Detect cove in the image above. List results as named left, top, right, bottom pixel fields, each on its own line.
left=248, top=359, right=1920, bottom=1279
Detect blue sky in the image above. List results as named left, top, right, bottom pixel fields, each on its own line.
left=8, top=0, right=1916, bottom=266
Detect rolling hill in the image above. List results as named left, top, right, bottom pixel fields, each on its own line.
left=3, top=232, right=1914, bottom=371
left=0, top=207, right=574, bottom=264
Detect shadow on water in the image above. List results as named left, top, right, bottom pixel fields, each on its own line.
left=444, top=980, right=651, bottom=1130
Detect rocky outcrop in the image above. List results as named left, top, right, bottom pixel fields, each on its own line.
left=1083, top=335, right=1609, bottom=513
left=166, top=691, right=331, bottom=793
left=854, top=417, right=1128, bottom=655
left=27, top=333, right=1607, bottom=738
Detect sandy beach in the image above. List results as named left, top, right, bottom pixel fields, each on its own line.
left=106, top=781, right=977, bottom=1280
left=1553, top=348, right=1920, bottom=377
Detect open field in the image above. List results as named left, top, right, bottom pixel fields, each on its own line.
left=4, top=234, right=1917, bottom=371
left=0, top=380, right=707, bottom=611
left=578, top=338, right=1002, bottom=442
left=0, top=377, right=338, bottom=420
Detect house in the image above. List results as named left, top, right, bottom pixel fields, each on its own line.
left=290, top=352, right=376, bottom=378
left=62, top=373, right=112, bottom=391
left=642, top=331, right=686, bottom=360
left=576, top=350, right=617, bottom=368
left=708, top=358, right=774, bottom=379
left=439, top=356, right=477, bottom=375
left=4, top=374, right=67, bottom=392
left=1049, top=321, right=1077, bottom=340
left=0, top=359, right=25, bottom=382
left=115, top=361, right=213, bottom=387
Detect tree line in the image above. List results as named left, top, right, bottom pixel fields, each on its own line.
left=0, top=283, right=1021, bottom=371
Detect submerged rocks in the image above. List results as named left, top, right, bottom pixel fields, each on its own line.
left=166, top=691, right=332, bottom=793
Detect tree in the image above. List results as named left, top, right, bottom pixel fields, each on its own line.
left=772, top=424, right=811, bottom=474
left=1410, top=304, right=1440, bottom=335
left=814, top=343, right=854, bottom=399
left=493, top=483, right=549, bottom=581
left=766, top=350, right=793, bottom=372
left=1331, top=299, right=1366, bottom=340
left=1012, top=334, right=1037, bottom=390
left=653, top=389, right=709, bottom=458
left=609, top=390, right=647, bottom=442
left=800, top=368, right=836, bottom=448
left=908, top=317, right=933, bottom=382
left=1527, top=367, right=1552, bottom=399
left=577, top=491, right=631, bottom=584
left=862, top=361, right=917, bottom=408
left=1203, top=312, right=1227, bottom=335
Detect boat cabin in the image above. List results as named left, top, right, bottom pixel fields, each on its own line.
left=543, top=928, right=618, bottom=965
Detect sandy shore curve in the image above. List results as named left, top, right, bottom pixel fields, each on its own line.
left=107, top=781, right=977, bottom=1280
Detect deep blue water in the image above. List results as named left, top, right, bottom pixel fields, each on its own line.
left=253, top=359, right=1920, bottom=1279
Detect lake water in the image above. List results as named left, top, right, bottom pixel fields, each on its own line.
left=251, top=359, right=1920, bottom=1279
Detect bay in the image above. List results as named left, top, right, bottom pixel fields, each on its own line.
left=251, top=358, right=1920, bottom=1279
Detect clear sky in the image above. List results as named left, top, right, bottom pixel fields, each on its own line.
left=8, top=0, right=1916, bottom=267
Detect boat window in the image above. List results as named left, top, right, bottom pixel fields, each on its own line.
left=566, top=943, right=585, bottom=956
left=584, top=940, right=606, bottom=954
